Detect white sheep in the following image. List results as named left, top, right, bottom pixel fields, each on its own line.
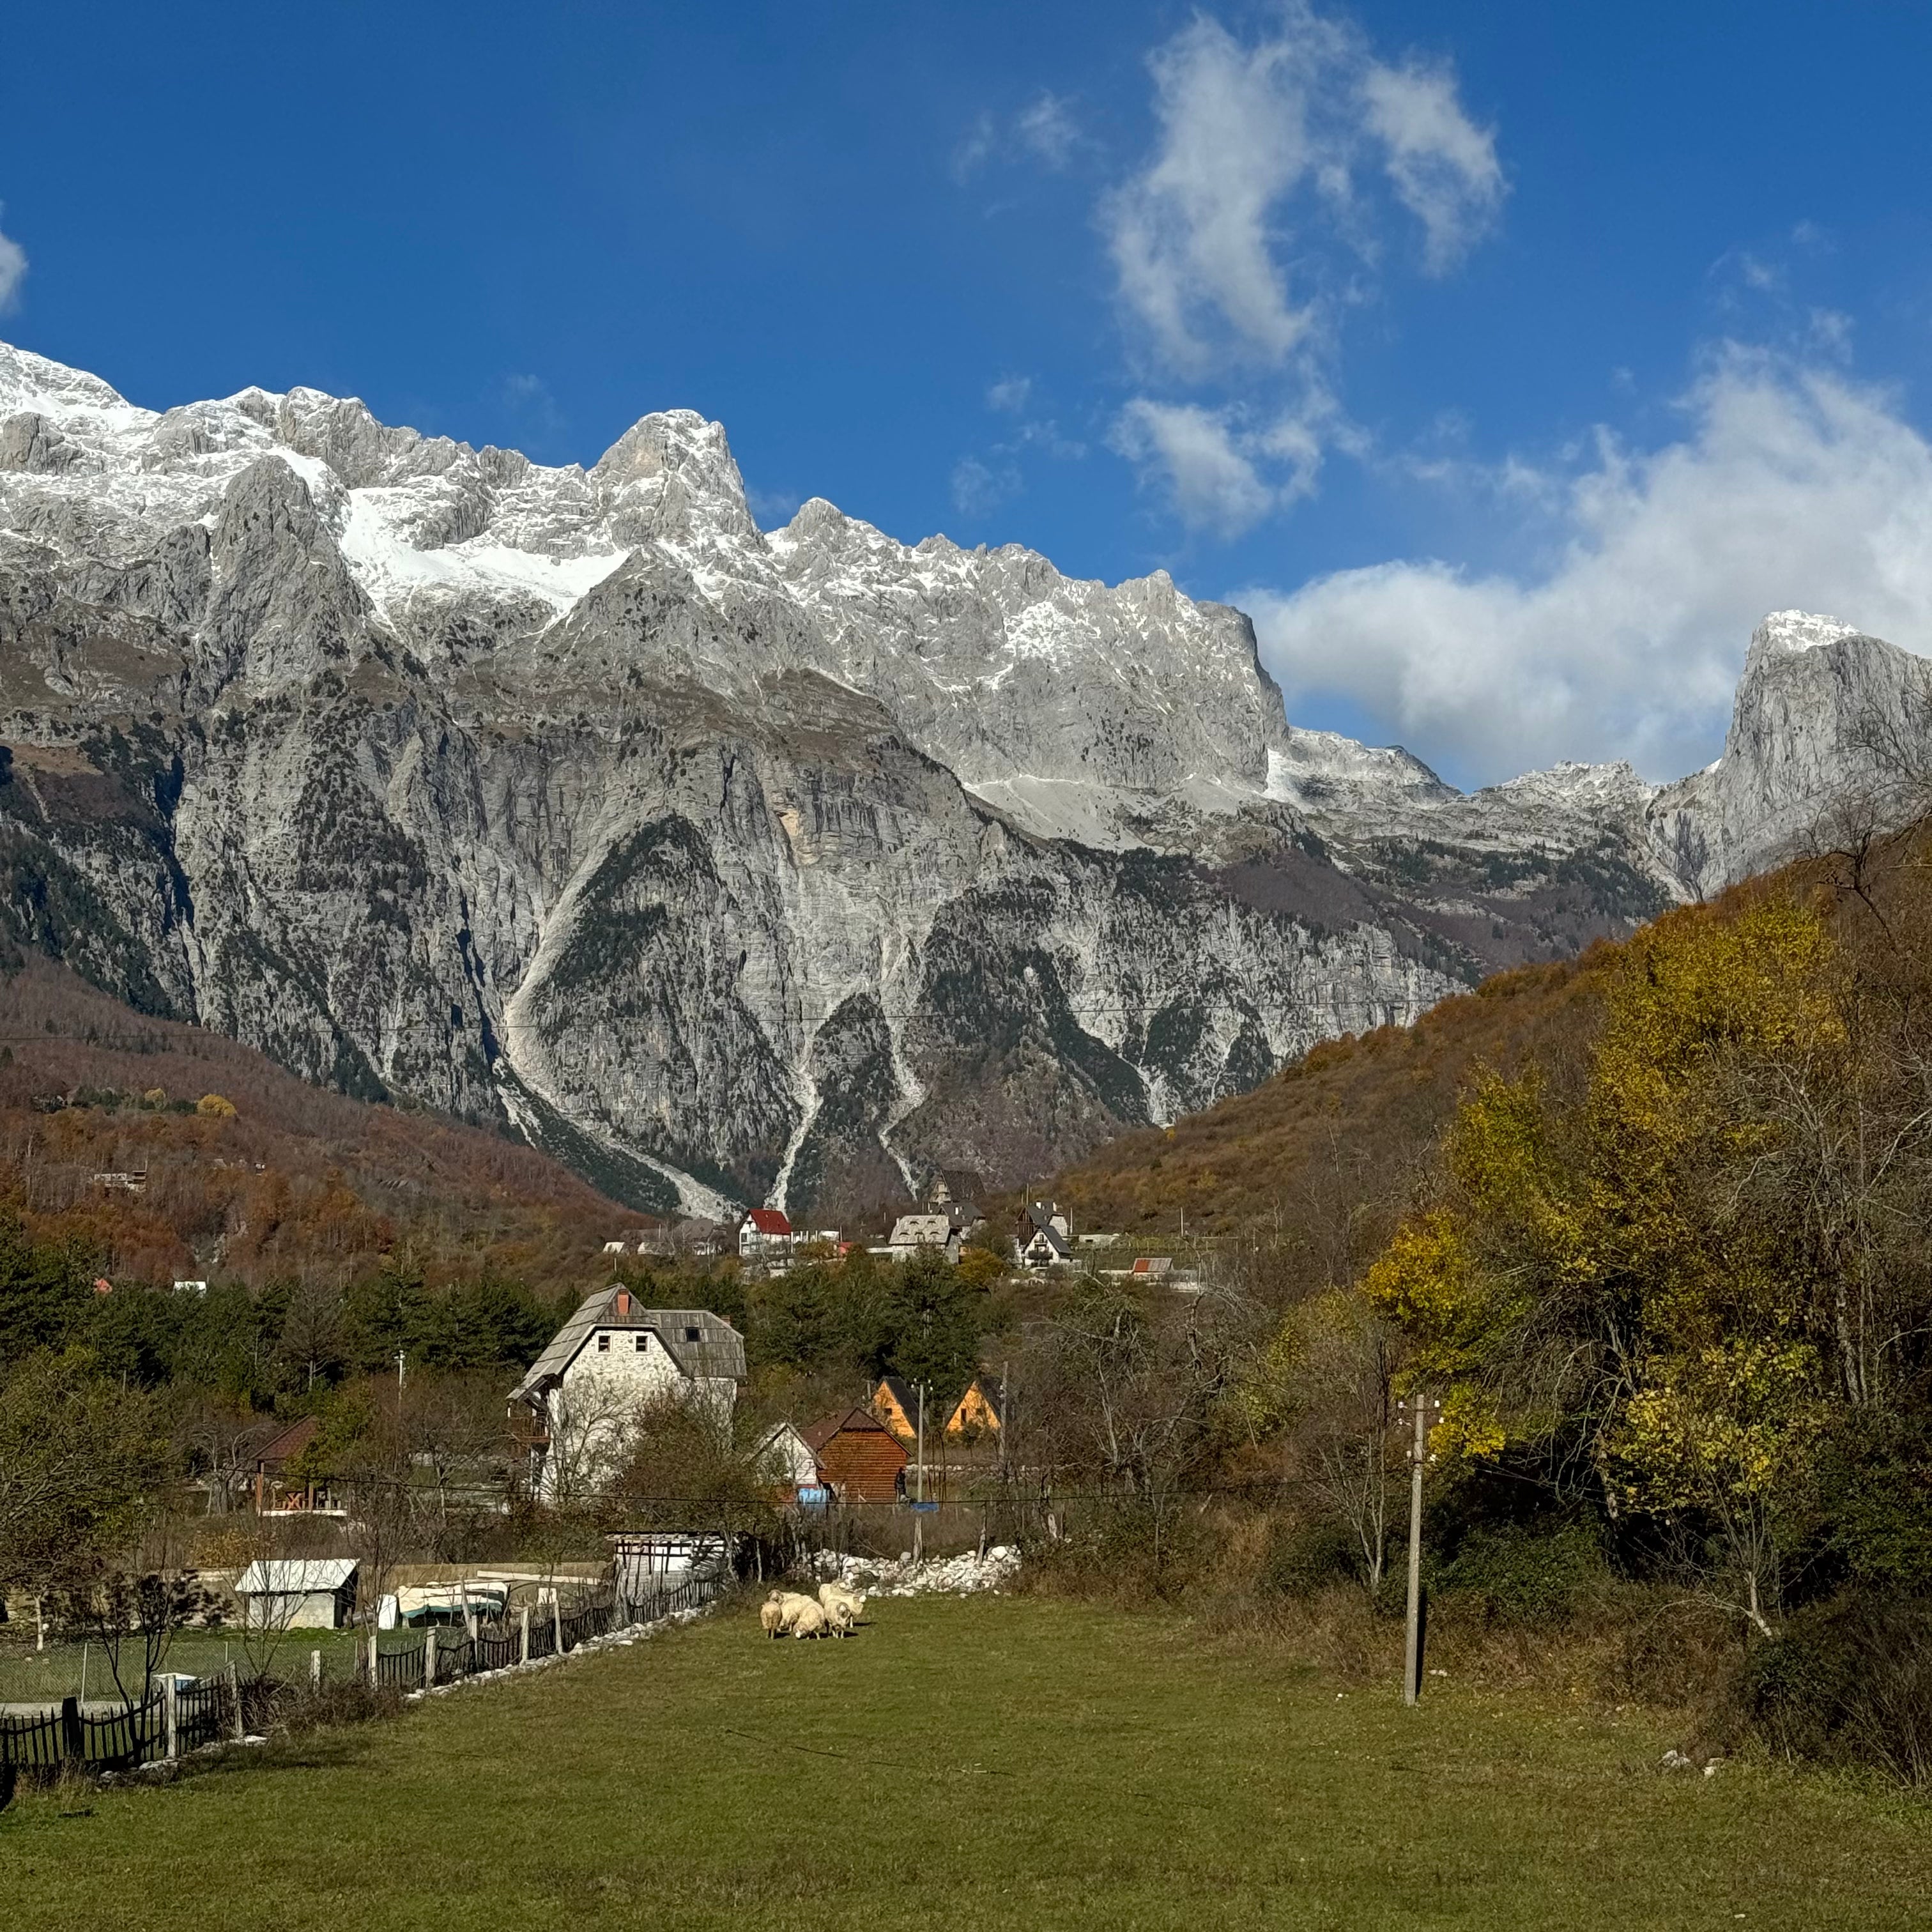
left=772, top=1590, right=821, bottom=1636
left=789, top=1599, right=831, bottom=1639
left=818, top=1581, right=865, bottom=1627
left=760, top=1594, right=787, bottom=1639
left=825, top=1597, right=857, bottom=1637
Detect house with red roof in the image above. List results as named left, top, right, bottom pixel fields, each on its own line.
left=737, top=1208, right=794, bottom=1265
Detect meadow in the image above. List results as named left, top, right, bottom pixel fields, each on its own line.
left=0, top=1627, right=365, bottom=1706
left=4, top=1592, right=1928, bottom=1931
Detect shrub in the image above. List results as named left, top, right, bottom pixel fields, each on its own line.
left=1259, top=1519, right=1363, bottom=1598
left=1740, top=1593, right=1932, bottom=1784
left=1434, top=1521, right=1607, bottom=1628
left=195, top=1094, right=237, bottom=1118
left=1023, top=1496, right=1211, bottom=1601
left=240, top=1672, right=402, bottom=1736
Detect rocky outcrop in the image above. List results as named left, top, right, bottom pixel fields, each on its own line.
left=0, top=340, right=1881, bottom=1219
left=1646, top=611, right=1932, bottom=899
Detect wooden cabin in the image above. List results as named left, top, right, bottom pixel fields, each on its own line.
left=252, top=1414, right=326, bottom=1512
left=803, top=1407, right=908, bottom=1503
left=870, top=1375, right=927, bottom=1445
left=945, top=1374, right=1004, bottom=1443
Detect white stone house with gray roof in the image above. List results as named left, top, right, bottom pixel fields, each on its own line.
left=509, top=1287, right=747, bottom=1503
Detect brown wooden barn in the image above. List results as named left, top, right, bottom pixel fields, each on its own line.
left=804, top=1407, right=908, bottom=1503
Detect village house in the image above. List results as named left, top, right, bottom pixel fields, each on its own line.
left=751, top=1420, right=825, bottom=1504
left=252, top=1414, right=337, bottom=1513
left=802, top=1407, right=908, bottom=1503
left=880, top=1211, right=962, bottom=1264
left=603, top=1218, right=733, bottom=1259
left=737, top=1208, right=793, bottom=1266
left=1101, top=1254, right=1204, bottom=1291
left=928, top=1177, right=986, bottom=1237
left=507, top=1287, right=747, bottom=1502
left=1016, top=1201, right=1074, bottom=1268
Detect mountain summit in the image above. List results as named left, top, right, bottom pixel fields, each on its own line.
left=0, top=343, right=1912, bottom=1214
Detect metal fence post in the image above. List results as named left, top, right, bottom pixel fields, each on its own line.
left=310, top=1648, right=322, bottom=1689
left=519, top=1606, right=530, bottom=1665
left=227, top=1662, right=243, bottom=1742
left=367, top=1630, right=378, bottom=1687
left=164, top=1675, right=179, bottom=1761
left=424, top=1631, right=437, bottom=1687
left=553, top=1592, right=564, bottom=1655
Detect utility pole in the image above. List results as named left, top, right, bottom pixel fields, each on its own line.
left=913, top=1379, right=928, bottom=1562
left=1399, top=1393, right=1440, bottom=1706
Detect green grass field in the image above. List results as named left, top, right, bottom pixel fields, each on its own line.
left=3, top=1593, right=1928, bottom=1931
left=0, top=1629, right=365, bottom=1706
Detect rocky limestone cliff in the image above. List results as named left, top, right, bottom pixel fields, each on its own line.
left=1, top=342, right=1899, bottom=1218
left=1646, top=611, right=1932, bottom=899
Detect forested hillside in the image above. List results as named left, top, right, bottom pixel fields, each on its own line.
left=1043, top=949, right=1604, bottom=1265
left=0, top=949, right=640, bottom=1298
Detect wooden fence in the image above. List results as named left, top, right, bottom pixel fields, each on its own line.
left=1, top=1674, right=237, bottom=1777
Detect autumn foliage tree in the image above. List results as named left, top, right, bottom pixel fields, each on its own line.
left=1357, top=891, right=1932, bottom=1636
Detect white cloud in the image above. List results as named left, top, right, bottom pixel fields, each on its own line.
left=1103, top=15, right=1335, bottom=377
left=1237, top=351, right=1932, bottom=783
left=951, top=454, right=1021, bottom=518
left=1112, top=400, right=1278, bottom=538
left=953, top=112, right=998, bottom=182
left=1016, top=92, right=1082, bottom=169
left=1098, top=6, right=1500, bottom=534
left=1102, top=6, right=1499, bottom=378
left=0, top=206, right=27, bottom=312
left=1359, top=59, right=1503, bottom=273
left=498, top=371, right=567, bottom=449
left=986, top=374, right=1033, bottom=413
left=955, top=92, right=1086, bottom=181
left=747, top=483, right=804, bottom=526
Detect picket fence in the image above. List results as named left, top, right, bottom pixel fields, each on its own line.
left=0, top=1675, right=236, bottom=1775
left=1, top=1566, right=726, bottom=1779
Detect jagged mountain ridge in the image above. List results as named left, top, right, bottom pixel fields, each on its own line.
left=0, top=341, right=1904, bottom=1216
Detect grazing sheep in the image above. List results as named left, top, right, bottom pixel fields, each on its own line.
left=773, top=1590, right=821, bottom=1636
left=760, top=1594, right=786, bottom=1639
left=818, top=1581, right=865, bottom=1627
left=826, top=1598, right=857, bottom=1637
left=789, top=1600, right=831, bottom=1640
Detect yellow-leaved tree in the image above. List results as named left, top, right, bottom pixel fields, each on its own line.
left=1361, top=894, right=1853, bottom=1632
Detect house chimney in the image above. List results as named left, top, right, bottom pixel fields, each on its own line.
left=615, top=1290, right=631, bottom=1316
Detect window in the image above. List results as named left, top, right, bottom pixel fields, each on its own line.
left=684, top=1326, right=702, bottom=1342
left=596, top=1335, right=610, bottom=1353
left=634, top=1335, right=648, bottom=1352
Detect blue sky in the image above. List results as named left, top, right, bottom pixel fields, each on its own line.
left=7, top=2, right=1932, bottom=786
